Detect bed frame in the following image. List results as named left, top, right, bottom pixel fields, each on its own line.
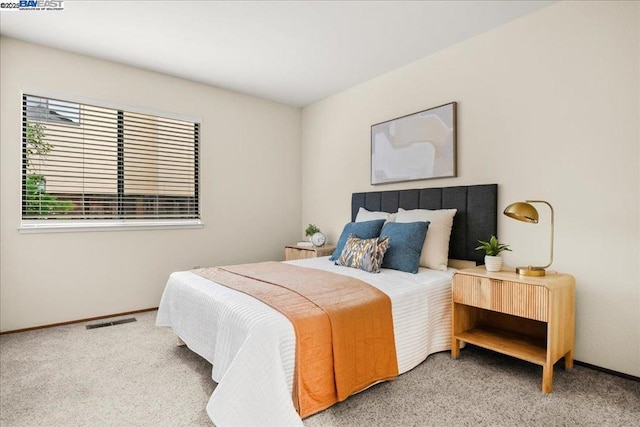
left=352, top=184, right=497, bottom=265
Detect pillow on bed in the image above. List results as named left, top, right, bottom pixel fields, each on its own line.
left=355, top=207, right=396, bottom=223
left=395, top=208, right=457, bottom=271
left=379, top=221, right=429, bottom=274
left=336, top=234, right=390, bottom=273
left=330, top=219, right=386, bottom=261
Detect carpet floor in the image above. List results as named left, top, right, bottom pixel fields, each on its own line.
left=1, top=310, right=638, bottom=426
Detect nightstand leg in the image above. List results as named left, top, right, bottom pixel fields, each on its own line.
left=564, top=350, right=574, bottom=370
left=451, top=338, right=460, bottom=359
left=542, top=365, right=553, bottom=393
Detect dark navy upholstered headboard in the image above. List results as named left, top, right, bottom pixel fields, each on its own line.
left=351, top=184, right=497, bottom=265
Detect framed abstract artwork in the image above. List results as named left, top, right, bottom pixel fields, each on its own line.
left=371, top=102, right=457, bottom=185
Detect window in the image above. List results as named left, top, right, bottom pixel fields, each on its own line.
left=25, top=96, right=81, bottom=124
left=21, top=94, right=200, bottom=230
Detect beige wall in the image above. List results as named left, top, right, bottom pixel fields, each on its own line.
left=0, top=38, right=302, bottom=331
left=302, top=1, right=639, bottom=376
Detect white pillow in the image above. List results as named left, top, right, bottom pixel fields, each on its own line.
left=395, top=208, right=457, bottom=271
left=355, top=207, right=396, bottom=223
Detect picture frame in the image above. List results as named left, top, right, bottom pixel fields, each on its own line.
left=371, top=102, right=457, bottom=185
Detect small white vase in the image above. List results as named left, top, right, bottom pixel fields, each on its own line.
left=484, top=255, right=503, bottom=272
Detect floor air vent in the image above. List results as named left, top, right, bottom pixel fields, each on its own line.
left=86, top=317, right=137, bottom=330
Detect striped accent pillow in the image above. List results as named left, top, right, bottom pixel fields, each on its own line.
left=336, top=234, right=390, bottom=273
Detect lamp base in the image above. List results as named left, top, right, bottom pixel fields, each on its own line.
left=516, top=266, right=546, bottom=277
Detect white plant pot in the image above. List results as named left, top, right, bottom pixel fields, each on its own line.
left=484, top=255, right=503, bottom=272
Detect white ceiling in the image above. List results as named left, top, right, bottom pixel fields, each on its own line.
left=0, top=1, right=553, bottom=107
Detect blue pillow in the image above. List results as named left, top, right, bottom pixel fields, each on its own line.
left=380, top=221, right=430, bottom=273
left=330, top=219, right=386, bottom=261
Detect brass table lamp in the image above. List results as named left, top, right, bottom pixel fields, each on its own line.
left=503, top=200, right=554, bottom=276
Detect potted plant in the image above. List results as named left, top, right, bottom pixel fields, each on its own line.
left=475, top=235, right=511, bottom=272
left=305, top=224, right=320, bottom=242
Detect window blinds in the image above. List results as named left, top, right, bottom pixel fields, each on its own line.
left=22, top=95, right=200, bottom=221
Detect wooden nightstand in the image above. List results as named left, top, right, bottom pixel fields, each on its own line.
left=451, top=266, right=575, bottom=393
left=284, top=244, right=336, bottom=261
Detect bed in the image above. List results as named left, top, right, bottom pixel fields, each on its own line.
left=156, top=184, right=497, bottom=426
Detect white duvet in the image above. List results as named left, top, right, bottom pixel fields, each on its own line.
left=156, top=257, right=455, bottom=426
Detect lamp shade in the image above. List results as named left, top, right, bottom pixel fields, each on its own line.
left=503, top=202, right=539, bottom=224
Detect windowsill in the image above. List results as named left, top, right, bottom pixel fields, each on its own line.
left=18, top=219, right=204, bottom=234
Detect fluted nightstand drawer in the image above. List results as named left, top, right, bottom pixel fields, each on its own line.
left=453, top=274, right=549, bottom=321
left=284, top=244, right=335, bottom=261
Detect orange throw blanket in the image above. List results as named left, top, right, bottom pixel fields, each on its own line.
left=193, top=262, right=398, bottom=418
